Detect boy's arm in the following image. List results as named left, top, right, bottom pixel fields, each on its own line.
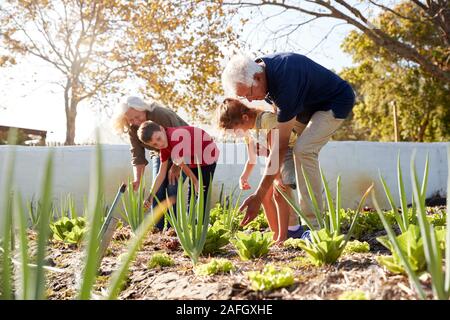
left=178, top=162, right=199, bottom=193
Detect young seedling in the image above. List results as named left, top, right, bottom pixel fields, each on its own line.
left=202, top=221, right=231, bottom=255
left=231, top=231, right=274, bottom=261
left=246, top=265, right=294, bottom=291
left=276, top=165, right=373, bottom=266
left=147, top=252, right=174, bottom=269
left=194, top=258, right=234, bottom=276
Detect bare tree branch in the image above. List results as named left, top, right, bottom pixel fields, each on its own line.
left=225, top=0, right=450, bottom=82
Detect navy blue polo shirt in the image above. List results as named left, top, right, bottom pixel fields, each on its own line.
left=257, top=52, right=355, bottom=123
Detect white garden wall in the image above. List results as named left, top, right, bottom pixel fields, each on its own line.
left=0, top=142, right=448, bottom=219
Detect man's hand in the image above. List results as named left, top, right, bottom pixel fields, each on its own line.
left=168, top=164, right=181, bottom=185
left=239, top=193, right=262, bottom=226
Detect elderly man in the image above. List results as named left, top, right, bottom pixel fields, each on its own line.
left=222, top=52, right=355, bottom=234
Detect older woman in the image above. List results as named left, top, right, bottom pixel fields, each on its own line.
left=112, top=96, right=189, bottom=229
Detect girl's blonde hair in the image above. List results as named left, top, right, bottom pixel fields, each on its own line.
left=112, top=96, right=161, bottom=134
left=217, top=98, right=257, bottom=130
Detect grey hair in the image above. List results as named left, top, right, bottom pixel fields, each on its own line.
left=112, top=96, right=159, bottom=134
left=221, top=54, right=263, bottom=96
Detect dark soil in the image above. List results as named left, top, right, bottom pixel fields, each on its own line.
left=43, top=225, right=435, bottom=300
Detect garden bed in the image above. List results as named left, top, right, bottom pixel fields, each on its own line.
left=42, top=214, right=442, bottom=301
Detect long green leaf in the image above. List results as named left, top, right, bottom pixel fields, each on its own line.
left=372, top=193, right=425, bottom=299
left=301, top=166, right=323, bottom=228
left=411, top=151, right=444, bottom=299
left=336, top=176, right=342, bottom=235
left=0, top=131, right=16, bottom=300
left=343, top=184, right=374, bottom=245
left=79, top=142, right=104, bottom=299
left=275, top=185, right=314, bottom=231
left=179, top=175, right=193, bottom=252
left=397, top=154, right=409, bottom=232
left=380, top=173, right=406, bottom=233
left=15, top=192, right=31, bottom=300
left=34, top=150, right=54, bottom=300
left=198, top=174, right=212, bottom=256
left=420, top=154, right=429, bottom=201
left=445, top=145, right=450, bottom=294
left=195, top=166, right=205, bottom=247
left=107, top=198, right=172, bottom=299
left=320, top=167, right=335, bottom=233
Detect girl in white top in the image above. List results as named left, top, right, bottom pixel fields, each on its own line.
left=218, top=98, right=301, bottom=243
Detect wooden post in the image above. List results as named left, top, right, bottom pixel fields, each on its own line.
left=392, top=101, right=400, bottom=142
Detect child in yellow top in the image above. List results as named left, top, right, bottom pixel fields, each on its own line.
left=218, top=98, right=302, bottom=243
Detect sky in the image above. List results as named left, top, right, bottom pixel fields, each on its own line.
left=0, top=2, right=361, bottom=144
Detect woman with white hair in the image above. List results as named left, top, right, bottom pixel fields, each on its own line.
left=222, top=53, right=355, bottom=237
left=112, top=96, right=189, bottom=229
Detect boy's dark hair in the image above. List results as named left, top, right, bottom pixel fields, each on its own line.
left=137, top=120, right=162, bottom=144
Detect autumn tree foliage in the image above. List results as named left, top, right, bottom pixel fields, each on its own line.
left=0, top=0, right=237, bottom=144
left=336, top=2, right=450, bottom=142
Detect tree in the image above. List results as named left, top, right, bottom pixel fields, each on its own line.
left=118, top=0, right=238, bottom=121
left=0, top=0, right=133, bottom=145
left=225, top=0, right=450, bottom=83
left=335, top=1, right=450, bottom=142
left=0, top=0, right=238, bottom=144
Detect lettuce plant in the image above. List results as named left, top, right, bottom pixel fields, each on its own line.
left=194, top=258, right=234, bottom=276
left=343, top=240, right=370, bottom=255
left=283, top=238, right=303, bottom=250
left=341, top=209, right=396, bottom=240
left=147, top=252, right=174, bottom=269
left=338, top=290, right=368, bottom=300
left=0, top=132, right=168, bottom=300
left=277, top=166, right=373, bottom=266
left=210, top=186, right=243, bottom=234
left=243, top=209, right=269, bottom=231
left=50, top=216, right=87, bottom=245
left=372, top=148, right=450, bottom=300
left=202, top=221, right=230, bottom=255
left=231, top=231, right=274, bottom=261
left=247, top=265, right=294, bottom=291
left=376, top=224, right=445, bottom=274
left=297, top=229, right=347, bottom=266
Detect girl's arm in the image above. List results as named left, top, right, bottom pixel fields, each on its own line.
left=267, top=129, right=285, bottom=191
left=240, top=138, right=257, bottom=190
left=145, top=160, right=169, bottom=207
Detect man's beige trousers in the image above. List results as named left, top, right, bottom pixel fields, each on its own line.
left=292, top=110, right=345, bottom=227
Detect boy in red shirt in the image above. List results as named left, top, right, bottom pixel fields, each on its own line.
left=138, top=121, right=219, bottom=218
